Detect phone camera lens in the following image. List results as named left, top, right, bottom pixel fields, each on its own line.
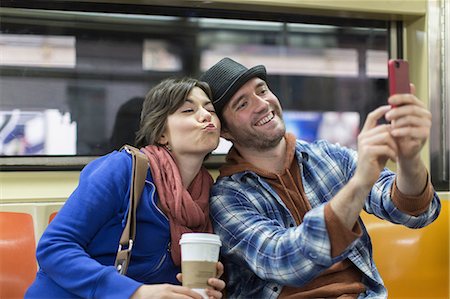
left=395, top=61, right=400, bottom=68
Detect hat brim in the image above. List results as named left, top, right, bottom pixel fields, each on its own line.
left=214, top=65, right=267, bottom=113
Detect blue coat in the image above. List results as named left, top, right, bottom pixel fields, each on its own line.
left=26, top=150, right=179, bottom=299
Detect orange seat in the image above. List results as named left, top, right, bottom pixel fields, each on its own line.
left=361, top=200, right=449, bottom=299
left=48, top=211, right=57, bottom=223
left=0, top=212, right=37, bottom=299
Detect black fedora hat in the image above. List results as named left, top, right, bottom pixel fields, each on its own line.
left=200, top=57, right=266, bottom=119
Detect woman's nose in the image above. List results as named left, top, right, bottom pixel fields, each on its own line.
left=199, top=107, right=212, bottom=122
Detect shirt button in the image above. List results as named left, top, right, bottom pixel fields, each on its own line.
left=273, top=287, right=279, bottom=292
left=289, top=223, right=294, bottom=227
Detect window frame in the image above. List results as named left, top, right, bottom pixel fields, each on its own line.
left=0, top=1, right=430, bottom=172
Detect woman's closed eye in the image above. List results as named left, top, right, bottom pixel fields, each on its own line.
left=205, top=104, right=216, bottom=114
left=181, top=106, right=215, bottom=114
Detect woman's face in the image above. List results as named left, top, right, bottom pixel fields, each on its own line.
left=160, top=86, right=221, bottom=158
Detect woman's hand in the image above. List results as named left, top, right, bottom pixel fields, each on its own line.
left=131, top=284, right=203, bottom=299
left=206, top=261, right=225, bottom=298
left=176, top=261, right=226, bottom=299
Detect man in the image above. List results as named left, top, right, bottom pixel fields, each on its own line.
left=200, top=57, right=440, bottom=298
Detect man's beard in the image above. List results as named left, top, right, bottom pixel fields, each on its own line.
left=231, top=121, right=286, bottom=151
left=242, top=133, right=285, bottom=151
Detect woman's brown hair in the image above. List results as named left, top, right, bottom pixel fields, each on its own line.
left=135, top=78, right=212, bottom=148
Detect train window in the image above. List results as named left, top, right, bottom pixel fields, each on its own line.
left=0, top=2, right=389, bottom=169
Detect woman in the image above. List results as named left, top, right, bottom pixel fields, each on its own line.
left=26, top=78, right=224, bottom=299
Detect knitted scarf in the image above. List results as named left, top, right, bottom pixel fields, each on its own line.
left=141, top=145, right=213, bottom=266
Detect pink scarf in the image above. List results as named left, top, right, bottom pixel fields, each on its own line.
left=141, top=145, right=213, bottom=266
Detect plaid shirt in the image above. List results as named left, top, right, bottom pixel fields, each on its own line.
left=210, top=139, right=441, bottom=299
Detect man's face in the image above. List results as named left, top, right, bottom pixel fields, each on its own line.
left=221, top=77, right=285, bottom=151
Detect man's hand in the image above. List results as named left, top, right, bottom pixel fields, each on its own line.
left=331, top=86, right=432, bottom=228
left=385, top=84, right=431, bottom=195
left=385, top=84, right=431, bottom=162
left=354, top=105, right=397, bottom=189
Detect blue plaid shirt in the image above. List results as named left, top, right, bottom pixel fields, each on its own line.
left=210, top=139, right=441, bottom=298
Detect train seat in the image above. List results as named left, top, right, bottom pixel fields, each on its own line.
left=0, top=211, right=37, bottom=299
left=361, top=201, right=449, bottom=299
left=48, top=211, right=57, bottom=223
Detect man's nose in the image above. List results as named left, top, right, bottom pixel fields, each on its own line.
left=252, top=95, right=269, bottom=113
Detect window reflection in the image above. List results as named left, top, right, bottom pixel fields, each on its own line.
left=0, top=34, right=76, bottom=68
left=143, top=40, right=182, bottom=71
left=202, top=47, right=359, bottom=76
left=284, top=111, right=360, bottom=149
left=0, top=110, right=76, bottom=155
left=0, top=6, right=388, bottom=158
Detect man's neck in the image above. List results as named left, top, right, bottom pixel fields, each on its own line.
left=235, top=137, right=287, bottom=173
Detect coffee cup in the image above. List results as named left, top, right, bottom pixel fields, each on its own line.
left=179, top=233, right=222, bottom=298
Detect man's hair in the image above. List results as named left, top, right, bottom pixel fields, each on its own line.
left=135, top=78, right=212, bottom=148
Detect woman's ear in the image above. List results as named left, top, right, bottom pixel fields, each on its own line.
left=158, top=134, right=168, bottom=145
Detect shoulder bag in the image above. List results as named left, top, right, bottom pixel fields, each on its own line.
left=114, top=145, right=149, bottom=275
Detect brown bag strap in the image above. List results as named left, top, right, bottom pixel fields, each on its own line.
left=114, top=145, right=149, bottom=275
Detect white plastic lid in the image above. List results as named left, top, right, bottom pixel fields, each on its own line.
left=179, top=233, right=222, bottom=246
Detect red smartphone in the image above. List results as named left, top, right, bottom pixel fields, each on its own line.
left=388, top=59, right=410, bottom=96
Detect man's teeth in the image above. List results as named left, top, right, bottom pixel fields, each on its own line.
left=255, top=112, right=274, bottom=126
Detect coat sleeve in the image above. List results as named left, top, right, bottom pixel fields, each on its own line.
left=35, top=151, right=142, bottom=299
